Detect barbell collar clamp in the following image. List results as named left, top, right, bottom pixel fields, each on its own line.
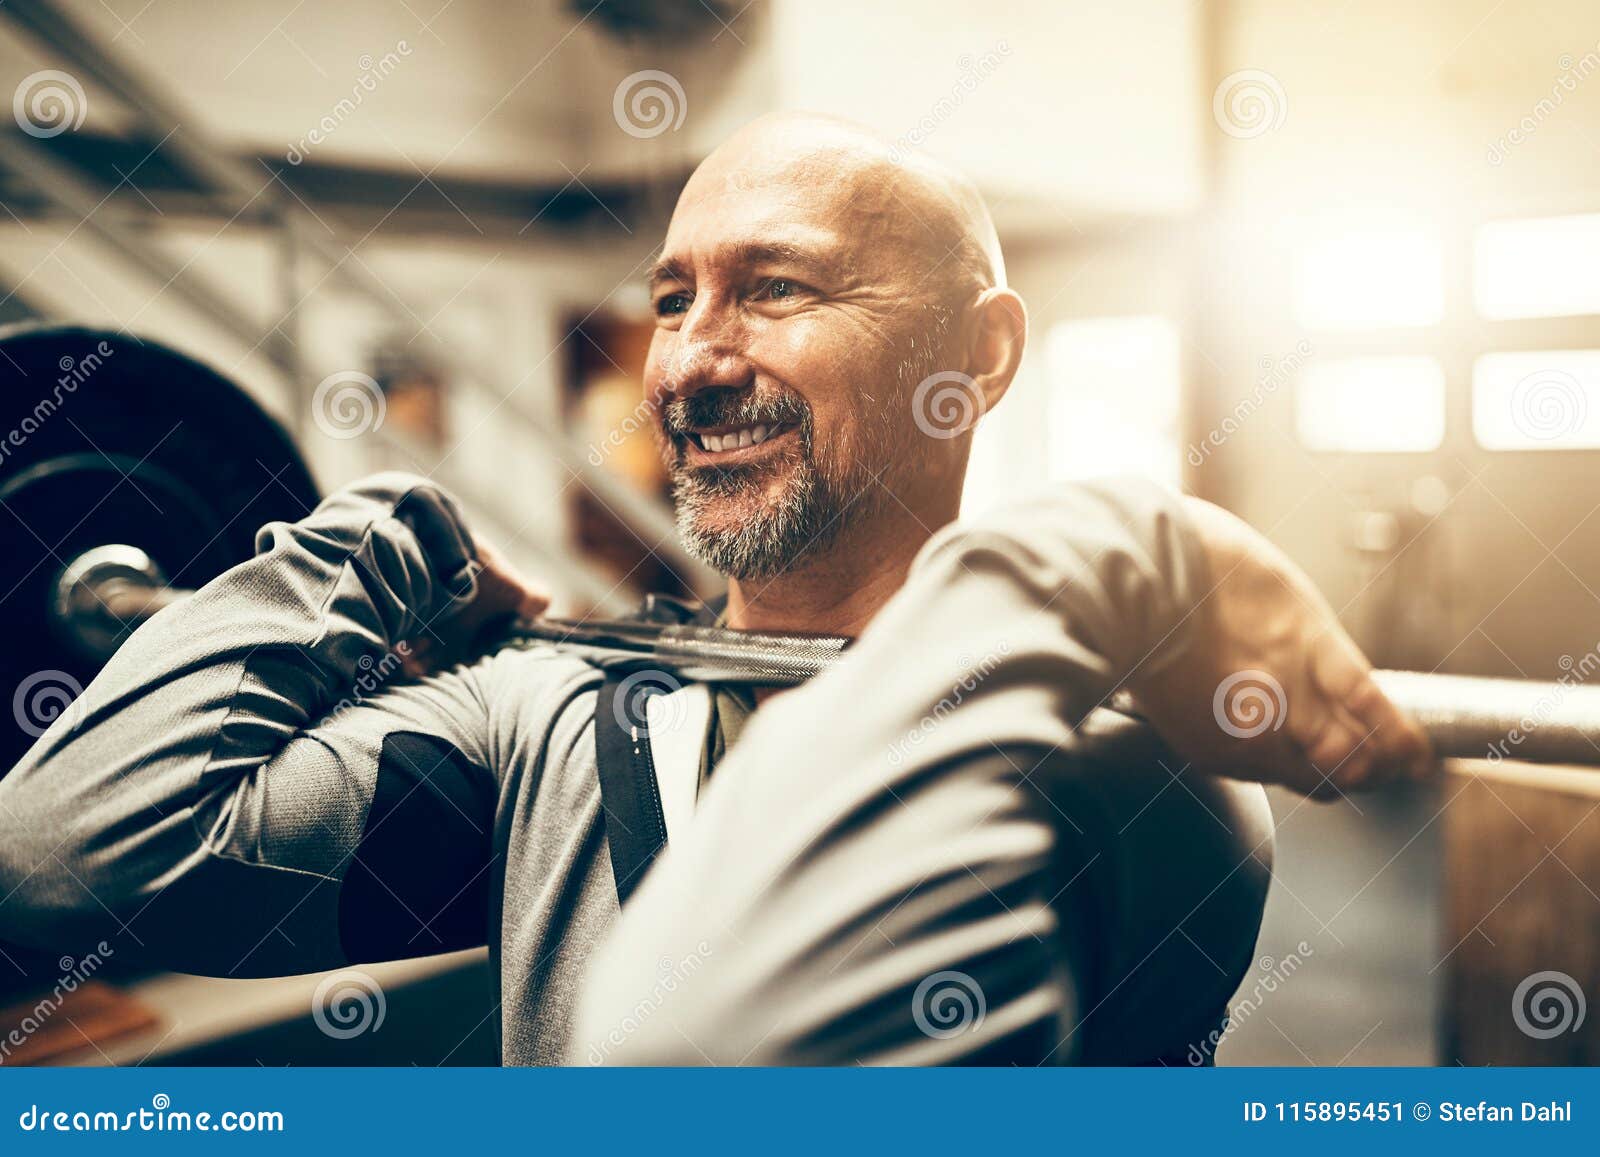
left=53, top=545, right=192, bottom=660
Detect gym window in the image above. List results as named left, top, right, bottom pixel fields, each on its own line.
left=1288, top=214, right=1600, bottom=455
left=1293, top=225, right=1444, bottom=330
left=1295, top=357, right=1446, bottom=453
left=1474, top=213, right=1600, bottom=320
left=1472, top=351, right=1600, bottom=451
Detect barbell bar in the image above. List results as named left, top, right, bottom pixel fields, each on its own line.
left=506, top=618, right=1600, bottom=767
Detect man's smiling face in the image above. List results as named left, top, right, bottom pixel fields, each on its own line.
left=646, top=116, right=978, bottom=581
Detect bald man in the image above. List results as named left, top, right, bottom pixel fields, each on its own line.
left=0, top=114, right=1430, bottom=1066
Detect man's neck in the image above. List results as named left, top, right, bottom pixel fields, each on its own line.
left=721, top=498, right=954, bottom=639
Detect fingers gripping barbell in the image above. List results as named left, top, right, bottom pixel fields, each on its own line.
left=0, top=324, right=1594, bottom=776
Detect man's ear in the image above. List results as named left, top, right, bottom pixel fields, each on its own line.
left=968, top=287, right=1028, bottom=415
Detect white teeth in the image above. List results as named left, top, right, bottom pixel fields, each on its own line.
left=700, top=424, right=781, bottom=452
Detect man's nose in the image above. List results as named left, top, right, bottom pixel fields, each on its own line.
left=659, top=299, right=754, bottom=399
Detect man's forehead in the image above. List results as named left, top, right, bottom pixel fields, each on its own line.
left=658, top=163, right=912, bottom=278
left=656, top=213, right=848, bottom=274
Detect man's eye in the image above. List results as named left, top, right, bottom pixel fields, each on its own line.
left=655, top=292, right=691, bottom=317
left=760, top=278, right=800, bottom=301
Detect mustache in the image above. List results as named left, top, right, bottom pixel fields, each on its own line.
left=661, top=387, right=810, bottom=437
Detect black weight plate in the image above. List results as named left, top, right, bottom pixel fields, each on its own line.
left=0, top=324, right=320, bottom=774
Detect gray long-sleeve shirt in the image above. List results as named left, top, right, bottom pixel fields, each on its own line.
left=0, top=472, right=1206, bottom=1064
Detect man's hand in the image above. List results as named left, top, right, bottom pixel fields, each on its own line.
left=401, top=538, right=549, bottom=677
left=1128, top=497, right=1434, bottom=800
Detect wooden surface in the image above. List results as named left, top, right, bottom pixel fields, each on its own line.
left=0, top=980, right=159, bottom=1066
left=1444, top=760, right=1600, bottom=1064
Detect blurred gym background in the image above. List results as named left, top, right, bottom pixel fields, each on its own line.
left=2, top=0, right=1599, bottom=1066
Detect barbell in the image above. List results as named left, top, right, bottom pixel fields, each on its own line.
left=0, top=323, right=319, bottom=770
left=1, top=323, right=1596, bottom=775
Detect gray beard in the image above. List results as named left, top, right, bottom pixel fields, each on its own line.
left=671, top=449, right=875, bottom=581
